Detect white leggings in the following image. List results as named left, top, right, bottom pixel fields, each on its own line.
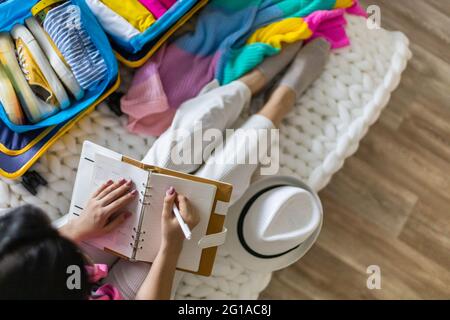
left=90, top=80, right=275, bottom=299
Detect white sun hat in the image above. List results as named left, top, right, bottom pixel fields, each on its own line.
left=225, top=176, right=323, bottom=272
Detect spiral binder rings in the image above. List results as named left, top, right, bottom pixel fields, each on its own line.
left=128, top=177, right=151, bottom=260
left=69, top=141, right=233, bottom=276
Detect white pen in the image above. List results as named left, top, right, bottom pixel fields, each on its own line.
left=173, top=204, right=192, bottom=240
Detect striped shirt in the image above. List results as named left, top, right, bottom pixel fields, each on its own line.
left=43, top=3, right=107, bottom=90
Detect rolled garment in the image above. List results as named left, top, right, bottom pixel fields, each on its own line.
left=0, top=64, right=25, bottom=125
left=44, top=3, right=108, bottom=90
left=0, top=33, right=58, bottom=123
left=139, top=0, right=176, bottom=19
left=86, top=0, right=140, bottom=42
left=101, top=0, right=156, bottom=32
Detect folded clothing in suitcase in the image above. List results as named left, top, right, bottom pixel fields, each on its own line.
left=84, top=0, right=209, bottom=67
left=0, top=0, right=120, bottom=178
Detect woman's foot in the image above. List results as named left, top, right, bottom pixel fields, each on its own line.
left=278, top=37, right=330, bottom=100
left=239, top=41, right=303, bottom=95
left=258, top=85, right=296, bottom=127
left=257, top=38, right=331, bottom=127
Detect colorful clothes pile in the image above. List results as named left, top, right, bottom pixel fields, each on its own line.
left=121, top=0, right=366, bottom=136
left=86, top=0, right=178, bottom=42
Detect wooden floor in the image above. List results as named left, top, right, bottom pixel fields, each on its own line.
left=261, top=0, right=450, bottom=300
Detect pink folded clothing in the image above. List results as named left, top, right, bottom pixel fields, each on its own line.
left=139, top=0, right=177, bottom=19
left=121, top=47, right=176, bottom=136
left=121, top=43, right=216, bottom=136
left=86, top=264, right=122, bottom=300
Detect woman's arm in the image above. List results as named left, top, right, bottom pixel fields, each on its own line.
left=136, top=244, right=181, bottom=300
left=135, top=187, right=199, bottom=300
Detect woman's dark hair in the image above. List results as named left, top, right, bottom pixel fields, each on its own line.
left=0, top=205, right=91, bottom=299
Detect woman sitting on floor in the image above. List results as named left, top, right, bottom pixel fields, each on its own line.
left=0, top=38, right=330, bottom=300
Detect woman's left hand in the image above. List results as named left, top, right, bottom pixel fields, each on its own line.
left=60, top=179, right=137, bottom=243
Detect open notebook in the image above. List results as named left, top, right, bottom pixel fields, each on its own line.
left=69, top=141, right=233, bottom=276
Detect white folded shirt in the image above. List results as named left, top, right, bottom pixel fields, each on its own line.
left=85, top=0, right=140, bottom=42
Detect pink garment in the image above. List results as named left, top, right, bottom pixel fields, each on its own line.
left=86, top=264, right=122, bottom=300
left=121, top=44, right=215, bottom=136
left=139, top=0, right=177, bottom=19
left=347, top=1, right=368, bottom=17
left=121, top=47, right=176, bottom=136
left=306, top=10, right=351, bottom=49
left=306, top=3, right=367, bottom=48
left=85, top=264, right=108, bottom=283
left=90, top=284, right=122, bottom=300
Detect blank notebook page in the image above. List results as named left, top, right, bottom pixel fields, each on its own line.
left=136, top=172, right=217, bottom=272
left=87, top=154, right=149, bottom=258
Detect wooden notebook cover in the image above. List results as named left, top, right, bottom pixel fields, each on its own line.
left=122, top=156, right=233, bottom=276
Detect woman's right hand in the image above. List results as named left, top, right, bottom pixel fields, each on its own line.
left=160, top=186, right=200, bottom=255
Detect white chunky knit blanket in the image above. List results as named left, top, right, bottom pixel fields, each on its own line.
left=0, top=16, right=411, bottom=299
